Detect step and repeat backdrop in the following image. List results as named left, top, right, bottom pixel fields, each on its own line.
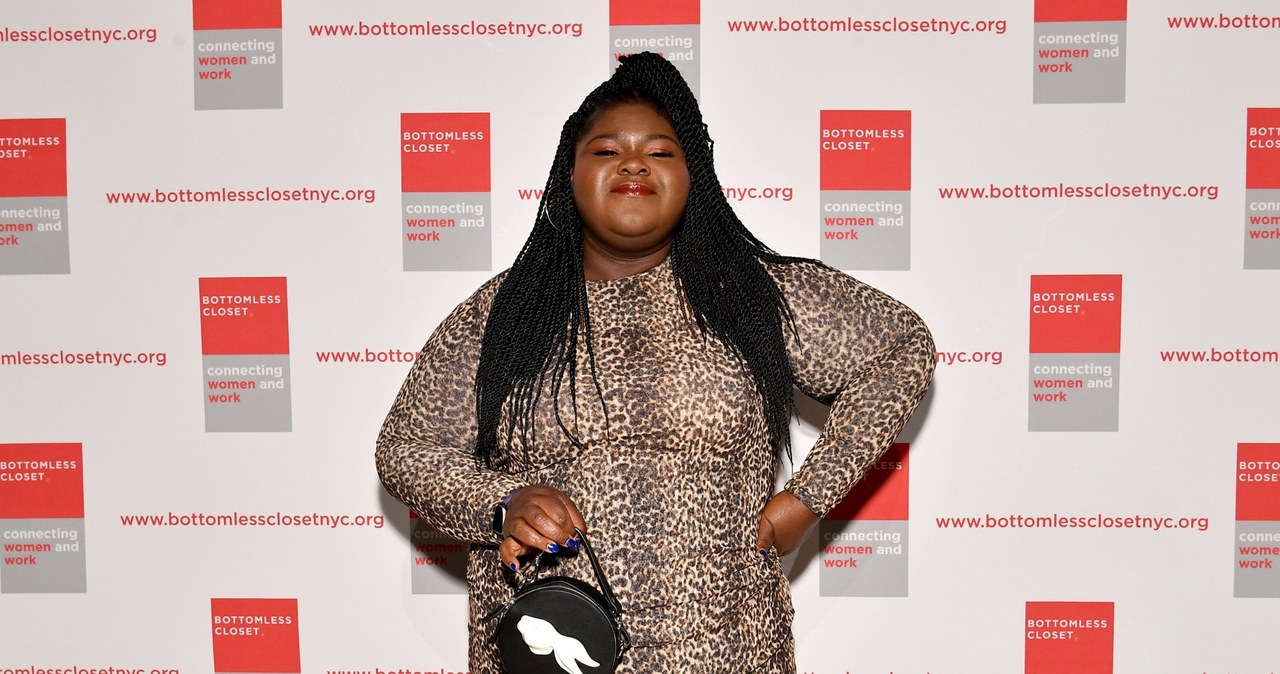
left=1, top=0, right=1278, bottom=672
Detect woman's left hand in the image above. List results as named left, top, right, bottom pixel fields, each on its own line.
left=755, top=490, right=820, bottom=556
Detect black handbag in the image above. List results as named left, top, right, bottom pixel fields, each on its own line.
left=487, top=528, right=630, bottom=673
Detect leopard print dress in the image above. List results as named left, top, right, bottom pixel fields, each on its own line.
left=376, top=257, right=935, bottom=673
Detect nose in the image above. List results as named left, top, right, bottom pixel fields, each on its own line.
left=617, top=151, right=650, bottom=175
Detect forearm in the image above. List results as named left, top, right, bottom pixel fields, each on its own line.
left=373, top=275, right=516, bottom=544
left=787, top=317, right=935, bottom=516
left=376, top=435, right=526, bottom=545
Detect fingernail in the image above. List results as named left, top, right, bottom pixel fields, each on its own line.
left=566, top=538, right=580, bottom=550
left=508, top=562, right=518, bottom=571
left=547, top=542, right=561, bottom=554
left=759, top=549, right=768, bottom=558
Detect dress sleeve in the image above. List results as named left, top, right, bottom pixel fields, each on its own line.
left=375, top=276, right=526, bottom=545
left=773, top=261, right=936, bottom=516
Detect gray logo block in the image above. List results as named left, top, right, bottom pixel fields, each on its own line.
left=203, top=354, right=292, bottom=432
left=0, top=196, right=69, bottom=275
left=1234, top=520, right=1280, bottom=598
left=818, top=520, right=908, bottom=597
left=402, top=192, right=491, bottom=271
left=610, top=25, right=699, bottom=97
left=194, top=28, right=283, bottom=110
left=1244, top=189, right=1280, bottom=269
left=1028, top=353, right=1120, bottom=432
left=819, top=190, right=911, bottom=270
left=1033, top=21, right=1126, bottom=104
left=410, top=518, right=467, bottom=594
left=0, top=518, right=86, bottom=593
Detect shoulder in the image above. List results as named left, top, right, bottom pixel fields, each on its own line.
left=759, top=256, right=931, bottom=337
left=427, top=269, right=511, bottom=343
left=467, top=269, right=511, bottom=314
left=760, top=256, right=860, bottom=301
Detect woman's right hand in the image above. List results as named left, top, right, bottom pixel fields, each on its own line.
left=498, top=484, right=588, bottom=571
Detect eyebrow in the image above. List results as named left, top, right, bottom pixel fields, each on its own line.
left=584, top=132, right=681, bottom=145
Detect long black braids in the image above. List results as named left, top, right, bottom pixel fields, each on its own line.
left=474, top=52, right=803, bottom=470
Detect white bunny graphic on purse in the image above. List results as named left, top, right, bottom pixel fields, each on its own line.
left=516, top=615, right=601, bottom=674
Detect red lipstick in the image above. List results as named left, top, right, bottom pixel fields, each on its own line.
left=612, top=181, right=655, bottom=196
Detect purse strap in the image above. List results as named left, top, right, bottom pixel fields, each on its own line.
left=482, top=527, right=627, bottom=626
left=572, top=527, right=623, bottom=620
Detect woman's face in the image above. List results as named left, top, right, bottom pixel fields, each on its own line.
left=571, top=101, right=690, bottom=280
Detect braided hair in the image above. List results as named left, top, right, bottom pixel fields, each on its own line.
left=475, top=52, right=802, bottom=470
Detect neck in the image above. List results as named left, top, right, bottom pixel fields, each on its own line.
left=582, top=239, right=672, bottom=281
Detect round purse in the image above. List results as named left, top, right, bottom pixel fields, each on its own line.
left=488, top=528, right=630, bottom=674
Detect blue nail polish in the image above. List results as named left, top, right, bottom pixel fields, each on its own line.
left=759, top=549, right=768, bottom=558
left=547, top=542, right=561, bottom=554
left=566, top=538, right=580, bottom=550
left=508, top=562, right=517, bottom=571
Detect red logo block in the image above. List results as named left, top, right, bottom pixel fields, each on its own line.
left=825, top=443, right=909, bottom=521
left=0, top=118, right=66, bottom=198
left=0, top=443, right=83, bottom=519
left=1025, top=601, right=1114, bottom=674
left=211, top=598, right=301, bottom=673
left=1029, top=275, right=1122, bottom=354
left=1237, top=443, right=1280, bottom=521
left=609, top=0, right=699, bottom=26
left=199, top=277, right=290, bottom=356
left=1034, top=0, right=1127, bottom=23
left=401, top=113, right=490, bottom=193
left=193, top=0, right=282, bottom=30
left=1246, top=108, right=1280, bottom=190
left=819, top=110, right=910, bottom=191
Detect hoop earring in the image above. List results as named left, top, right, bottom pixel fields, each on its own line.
left=541, top=201, right=563, bottom=232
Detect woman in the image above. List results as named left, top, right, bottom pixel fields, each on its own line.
left=377, top=52, right=934, bottom=673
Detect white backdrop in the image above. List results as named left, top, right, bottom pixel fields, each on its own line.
left=2, top=1, right=1278, bottom=673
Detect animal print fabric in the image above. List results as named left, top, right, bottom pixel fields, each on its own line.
left=376, top=257, right=935, bottom=673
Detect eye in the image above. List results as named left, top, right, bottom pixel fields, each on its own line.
left=648, top=150, right=674, bottom=158
left=592, top=148, right=619, bottom=156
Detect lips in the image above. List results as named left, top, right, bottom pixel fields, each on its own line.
left=611, top=181, right=655, bottom=196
